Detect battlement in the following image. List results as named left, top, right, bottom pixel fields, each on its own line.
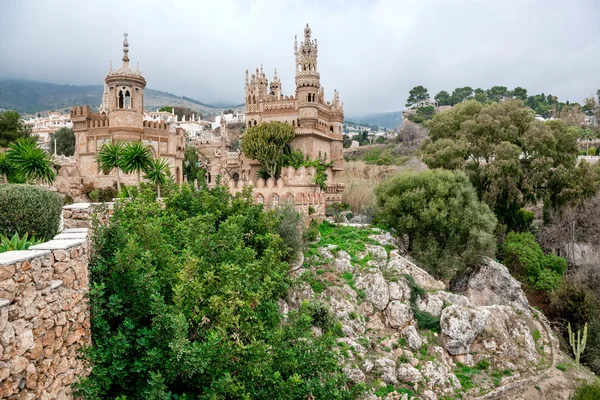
left=142, top=120, right=169, bottom=130
left=70, top=105, right=92, bottom=118
left=264, top=98, right=296, bottom=111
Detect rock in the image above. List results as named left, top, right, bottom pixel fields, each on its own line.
left=365, top=244, right=388, bottom=267
left=422, top=390, right=437, bottom=400
left=385, top=301, right=412, bottom=329
left=396, top=363, right=422, bottom=384
left=374, top=357, right=397, bottom=385
left=440, top=305, right=490, bottom=355
left=333, top=257, right=354, bottom=273
left=417, top=294, right=444, bottom=317
left=435, top=291, right=472, bottom=308
left=343, top=366, right=365, bottom=382
left=463, top=258, right=530, bottom=314
left=402, top=325, right=422, bottom=350
left=369, top=231, right=397, bottom=247
left=356, top=271, right=389, bottom=311
left=318, top=247, right=334, bottom=260
left=388, top=281, right=409, bottom=301
left=386, top=257, right=445, bottom=290
left=420, top=361, right=461, bottom=393
left=362, top=359, right=374, bottom=373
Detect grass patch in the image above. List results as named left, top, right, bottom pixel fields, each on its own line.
left=491, top=369, right=513, bottom=387
left=572, top=381, right=600, bottom=400
left=454, top=362, right=492, bottom=389
left=313, top=221, right=379, bottom=263
left=340, top=271, right=356, bottom=289
left=532, top=329, right=541, bottom=342
left=556, top=363, right=567, bottom=372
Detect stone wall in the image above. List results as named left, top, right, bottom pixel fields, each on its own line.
left=63, top=203, right=114, bottom=230
left=0, top=229, right=90, bottom=399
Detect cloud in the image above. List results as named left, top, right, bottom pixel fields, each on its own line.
left=0, top=0, right=599, bottom=115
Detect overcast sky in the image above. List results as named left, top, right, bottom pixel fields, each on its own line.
left=1, top=0, right=599, bottom=116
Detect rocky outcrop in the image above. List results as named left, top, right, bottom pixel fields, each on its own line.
left=462, top=258, right=530, bottom=314
left=286, top=225, right=560, bottom=400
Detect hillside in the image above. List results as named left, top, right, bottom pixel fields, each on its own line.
left=348, top=111, right=403, bottom=130
left=0, top=80, right=242, bottom=116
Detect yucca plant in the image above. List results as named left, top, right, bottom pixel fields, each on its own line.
left=97, top=141, right=125, bottom=192
left=0, top=232, right=43, bottom=253
left=144, top=157, right=172, bottom=198
left=6, top=138, right=55, bottom=184
left=0, top=152, right=13, bottom=183
left=119, top=141, right=152, bottom=188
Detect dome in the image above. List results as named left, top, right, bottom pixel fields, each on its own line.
left=105, top=33, right=146, bottom=87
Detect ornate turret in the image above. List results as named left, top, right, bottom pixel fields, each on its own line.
left=269, top=68, right=281, bottom=99
left=104, top=33, right=146, bottom=128
left=295, top=24, right=320, bottom=129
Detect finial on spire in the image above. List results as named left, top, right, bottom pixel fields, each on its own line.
left=122, top=33, right=130, bottom=65
left=136, top=62, right=140, bottom=72
left=304, top=23, right=311, bottom=39
left=274, top=68, right=278, bottom=80
left=109, top=61, right=113, bottom=73
left=294, top=35, right=298, bottom=52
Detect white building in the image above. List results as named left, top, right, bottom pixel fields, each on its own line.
left=144, top=109, right=212, bottom=140
left=211, top=111, right=246, bottom=130
left=24, top=112, right=73, bottom=151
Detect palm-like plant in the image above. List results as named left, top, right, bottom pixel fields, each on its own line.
left=120, top=141, right=152, bottom=188
left=0, top=152, right=13, bottom=183
left=97, top=141, right=125, bottom=191
left=6, top=138, right=55, bottom=184
left=145, top=158, right=172, bottom=198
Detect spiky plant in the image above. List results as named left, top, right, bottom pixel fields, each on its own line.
left=6, top=138, right=55, bottom=184
left=0, top=152, right=13, bottom=183
left=0, top=232, right=43, bottom=253
left=97, top=141, right=125, bottom=191
left=144, top=157, right=173, bottom=198
left=119, top=141, right=153, bottom=188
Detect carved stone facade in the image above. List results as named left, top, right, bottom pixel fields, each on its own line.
left=193, top=24, right=344, bottom=206
left=64, top=34, right=185, bottom=189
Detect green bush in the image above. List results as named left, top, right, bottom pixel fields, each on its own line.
left=588, top=146, right=597, bottom=156
left=75, top=186, right=360, bottom=399
left=375, top=170, right=497, bottom=280
left=501, top=232, right=566, bottom=293
left=0, top=184, right=62, bottom=241
left=271, top=201, right=303, bottom=261
left=571, top=381, right=600, bottom=400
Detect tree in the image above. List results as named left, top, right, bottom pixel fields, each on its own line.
left=158, top=106, right=173, bottom=113
left=97, top=141, right=125, bottom=192
left=375, top=169, right=497, bottom=280
left=405, top=85, right=429, bottom=108
left=0, top=110, right=32, bottom=148
left=144, top=158, right=172, bottom=198
left=240, top=121, right=295, bottom=179
left=49, top=127, right=75, bottom=156
left=183, top=146, right=203, bottom=183
left=486, top=86, right=509, bottom=102
left=120, top=141, right=153, bottom=188
left=512, top=87, right=528, bottom=101
left=434, top=90, right=451, bottom=106
left=473, top=88, right=488, bottom=103
left=422, top=99, right=585, bottom=230
left=450, top=86, right=473, bottom=105
left=6, top=138, right=55, bottom=184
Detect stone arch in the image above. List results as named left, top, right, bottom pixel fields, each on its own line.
left=118, top=90, right=124, bottom=108
left=256, top=193, right=264, bottom=204
left=272, top=194, right=279, bottom=206
left=124, top=90, right=131, bottom=108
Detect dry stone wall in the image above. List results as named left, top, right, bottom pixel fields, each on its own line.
left=0, top=227, right=90, bottom=399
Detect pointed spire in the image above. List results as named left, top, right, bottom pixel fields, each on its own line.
left=273, top=68, right=279, bottom=81
left=245, top=69, right=249, bottom=85
left=304, top=23, right=311, bottom=39
left=136, top=62, right=140, bottom=73
left=109, top=61, right=113, bottom=73
left=294, top=35, right=298, bottom=52
left=122, top=33, right=130, bottom=65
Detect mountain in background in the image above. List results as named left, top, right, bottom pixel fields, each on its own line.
left=0, top=80, right=242, bottom=117
left=347, top=111, right=403, bottom=130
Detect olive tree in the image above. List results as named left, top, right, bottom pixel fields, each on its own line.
left=241, top=121, right=295, bottom=179
left=375, top=169, right=497, bottom=280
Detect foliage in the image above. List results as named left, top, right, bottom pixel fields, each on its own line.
left=144, top=158, right=173, bottom=198
left=6, top=137, right=55, bottom=183
left=119, top=141, right=153, bottom=187
left=375, top=169, right=497, bottom=280
left=281, top=147, right=332, bottom=190
left=0, top=110, right=32, bottom=148
left=303, top=219, right=320, bottom=242
left=75, top=186, right=360, bottom=399
left=416, top=105, right=435, bottom=119
left=241, top=121, right=296, bottom=179
left=0, top=232, right=42, bottom=253
left=49, top=127, right=75, bottom=156
left=422, top=99, right=588, bottom=230
left=183, top=146, right=204, bottom=184
left=571, top=381, right=600, bottom=400
left=96, top=141, right=125, bottom=191
left=404, top=274, right=440, bottom=331
left=568, top=322, right=588, bottom=365
left=501, top=232, right=566, bottom=293
left=0, top=184, right=62, bottom=240
left=0, top=151, right=16, bottom=183
left=434, top=90, right=451, bottom=106
left=405, top=85, right=429, bottom=108
left=271, top=201, right=303, bottom=262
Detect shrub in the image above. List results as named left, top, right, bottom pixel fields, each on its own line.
left=303, top=218, right=320, bottom=242
left=0, top=184, right=62, bottom=240
left=375, top=170, right=497, bottom=280
left=75, top=186, right=360, bottom=399
left=588, top=146, right=597, bottom=156
left=272, top=201, right=303, bottom=261
left=501, top=232, right=566, bottom=293
left=571, top=381, right=600, bottom=400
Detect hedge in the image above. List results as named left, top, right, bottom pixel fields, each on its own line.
left=0, top=184, right=63, bottom=241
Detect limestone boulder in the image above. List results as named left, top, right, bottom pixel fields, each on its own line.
left=385, top=301, right=413, bottom=329
left=396, top=363, right=422, bottom=384
left=463, top=258, right=530, bottom=315
left=416, top=293, right=444, bottom=317
left=402, top=324, right=422, bottom=350
left=374, top=357, right=397, bottom=385
left=356, top=271, right=389, bottom=311
left=440, top=304, right=490, bottom=355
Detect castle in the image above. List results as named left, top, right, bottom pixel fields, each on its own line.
left=193, top=24, right=345, bottom=209
left=64, top=34, right=185, bottom=188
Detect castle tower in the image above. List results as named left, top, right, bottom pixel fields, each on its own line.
left=269, top=68, right=281, bottom=99
left=105, top=33, right=146, bottom=132
left=295, top=24, right=320, bottom=129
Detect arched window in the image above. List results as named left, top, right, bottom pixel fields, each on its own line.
left=273, top=194, right=279, bottom=206
left=257, top=194, right=264, bottom=204
left=124, top=91, right=131, bottom=109
left=254, top=120, right=257, bottom=126
left=330, top=126, right=333, bottom=133
left=118, top=91, right=124, bottom=108
left=292, top=120, right=296, bottom=127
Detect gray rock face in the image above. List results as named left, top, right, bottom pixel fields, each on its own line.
left=402, top=324, right=422, bottom=350
left=420, top=361, right=462, bottom=394
left=417, top=294, right=444, bottom=317
left=343, top=366, right=365, bottom=382
left=388, top=280, right=410, bottom=301
left=374, top=357, right=397, bottom=385
left=464, top=258, right=530, bottom=314
left=385, top=301, right=413, bottom=329
left=364, top=244, right=388, bottom=267
left=396, top=363, right=422, bottom=384
left=356, top=271, right=389, bottom=311
left=440, top=304, right=490, bottom=355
